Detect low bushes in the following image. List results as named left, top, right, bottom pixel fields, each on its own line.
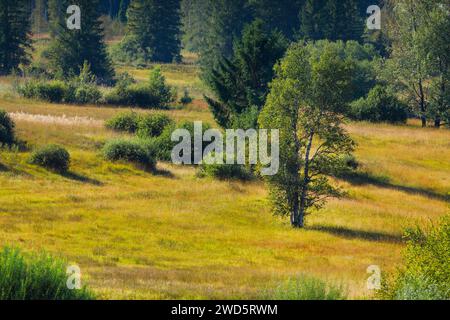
left=106, top=112, right=174, bottom=139
left=29, top=144, right=70, bottom=172
left=349, top=85, right=409, bottom=124
left=136, top=114, right=174, bottom=139
left=105, top=67, right=175, bottom=109
left=0, top=110, right=15, bottom=146
left=103, top=139, right=156, bottom=170
left=199, top=162, right=253, bottom=181
left=17, top=66, right=175, bottom=109
left=379, top=215, right=450, bottom=300
left=18, top=80, right=67, bottom=103
left=0, top=246, right=94, bottom=300
left=262, top=274, right=347, bottom=300
left=198, top=152, right=253, bottom=181
left=18, top=79, right=102, bottom=105
left=105, top=111, right=141, bottom=134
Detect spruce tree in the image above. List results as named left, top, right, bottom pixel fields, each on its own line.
left=126, top=0, right=182, bottom=63
left=118, top=0, right=130, bottom=22
left=204, top=20, right=287, bottom=129
left=299, top=0, right=364, bottom=42
left=47, top=0, right=114, bottom=83
left=199, top=0, right=252, bottom=71
left=0, top=0, right=32, bottom=75
left=248, top=0, right=305, bottom=40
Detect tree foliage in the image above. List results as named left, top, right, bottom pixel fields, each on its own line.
left=0, top=0, right=32, bottom=75
left=259, top=41, right=356, bottom=228
left=204, top=20, right=287, bottom=129
left=299, top=0, right=364, bottom=42
left=124, top=0, right=182, bottom=63
left=384, top=0, right=449, bottom=127
left=46, top=0, right=114, bottom=84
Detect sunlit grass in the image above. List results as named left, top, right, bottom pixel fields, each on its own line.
left=0, top=69, right=449, bottom=299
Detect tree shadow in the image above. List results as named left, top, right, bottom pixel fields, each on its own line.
left=0, top=163, right=8, bottom=172
left=339, top=171, right=449, bottom=202
left=308, top=225, right=404, bottom=244
left=62, top=171, right=103, bottom=186
left=151, top=167, right=176, bottom=179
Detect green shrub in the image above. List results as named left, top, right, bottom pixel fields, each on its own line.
left=0, top=246, right=94, bottom=300
left=137, top=113, right=174, bottom=138
left=349, top=85, right=409, bottom=123
left=29, top=144, right=70, bottom=172
left=18, top=78, right=102, bottom=105
left=0, top=110, right=15, bottom=145
left=103, top=139, right=156, bottom=170
left=262, top=274, right=347, bottom=300
left=199, top=163, right=252, bottom=181
left=104, top=67, right=175, bottom=109
left=72, top=84, right=102, bottom=104
left=19, top=80, right=67, bottom=103
left=110, top=35, right=151, bottom=67
left=379, top=215, right=450, bottom=300
left=199, top=152, right=253, bottom=181
left=179, top=88, right=193, bottom=105
left=105, top=111, right=141, bottom=133
left=146, top=125, right=176, bottom=161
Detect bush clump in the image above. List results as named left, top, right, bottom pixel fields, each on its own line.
left=379, top=215, right=450, bottom=300
left=105, top=111, right=141, bottom=134
left=199, top=152, right=253, bottom=181
left=349, top=85, right=409, bottom=123
left=136, top=113, right=174, bottom=139
left=105, top=67, right=175, bottom=109
left=262, top=274, right=347, bottom=300
left=29, top=144, right=70, bottom=172
left=151, top=121, right=212, bottom=162
left=0, top=110, right=15, bottom=146
left=103, top=139, right=156, bottom=170
left=18, top=80, right=102, bottom=105
left=179, top=88, right=193, bottom=105
left=199, top=163, right=253, bottom=181
left=18, top=80, right=67, bottom=103
left=0, top=246, right=94, bottom=300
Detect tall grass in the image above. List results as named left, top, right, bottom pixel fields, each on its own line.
left=262, top=274, right=347, bottom=300
left=0, top=247, right=94, bottom=300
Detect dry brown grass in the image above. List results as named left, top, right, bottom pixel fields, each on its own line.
left=0, top=72, right=449, bottom=299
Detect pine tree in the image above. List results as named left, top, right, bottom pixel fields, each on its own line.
left=126, top=0, right=182, bottom=63
left=299, top=0, right=364, bottom=42
left=118, top=0, right=130, bottom=22
left=48, top=0, right=65, bottom=37
left=249, top=0, right=305, bottom=40
left=199, top=0, right=252, bottom=70
left=0, top=0, right=32, bottom=75
left=47, top=0, right=114, bottom=83
left=204, top=20, right=287, bottom=128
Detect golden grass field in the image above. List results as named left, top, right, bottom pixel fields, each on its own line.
left=0, top=57, right=449, bottom=299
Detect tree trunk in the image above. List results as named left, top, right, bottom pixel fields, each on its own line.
left=418, top=79, right=427, bottom=128
left=297, top=131, right=314, bottom=229
left=434, top=118, right=441, bottom=128
left=290, top=192, right=300, bottom=227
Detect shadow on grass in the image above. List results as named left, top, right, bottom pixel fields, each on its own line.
left=308, top=225, right=404, bottom=244
left=0, top=162, right=8, bottom=172
left=62, top=171, right=103, bottom=186
left=339, top=171, right=449, bottom=202
left=151, top=167, right=176, bottom=179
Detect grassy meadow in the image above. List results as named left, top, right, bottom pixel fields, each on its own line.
left=0, top=45, right=449, bottom=299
